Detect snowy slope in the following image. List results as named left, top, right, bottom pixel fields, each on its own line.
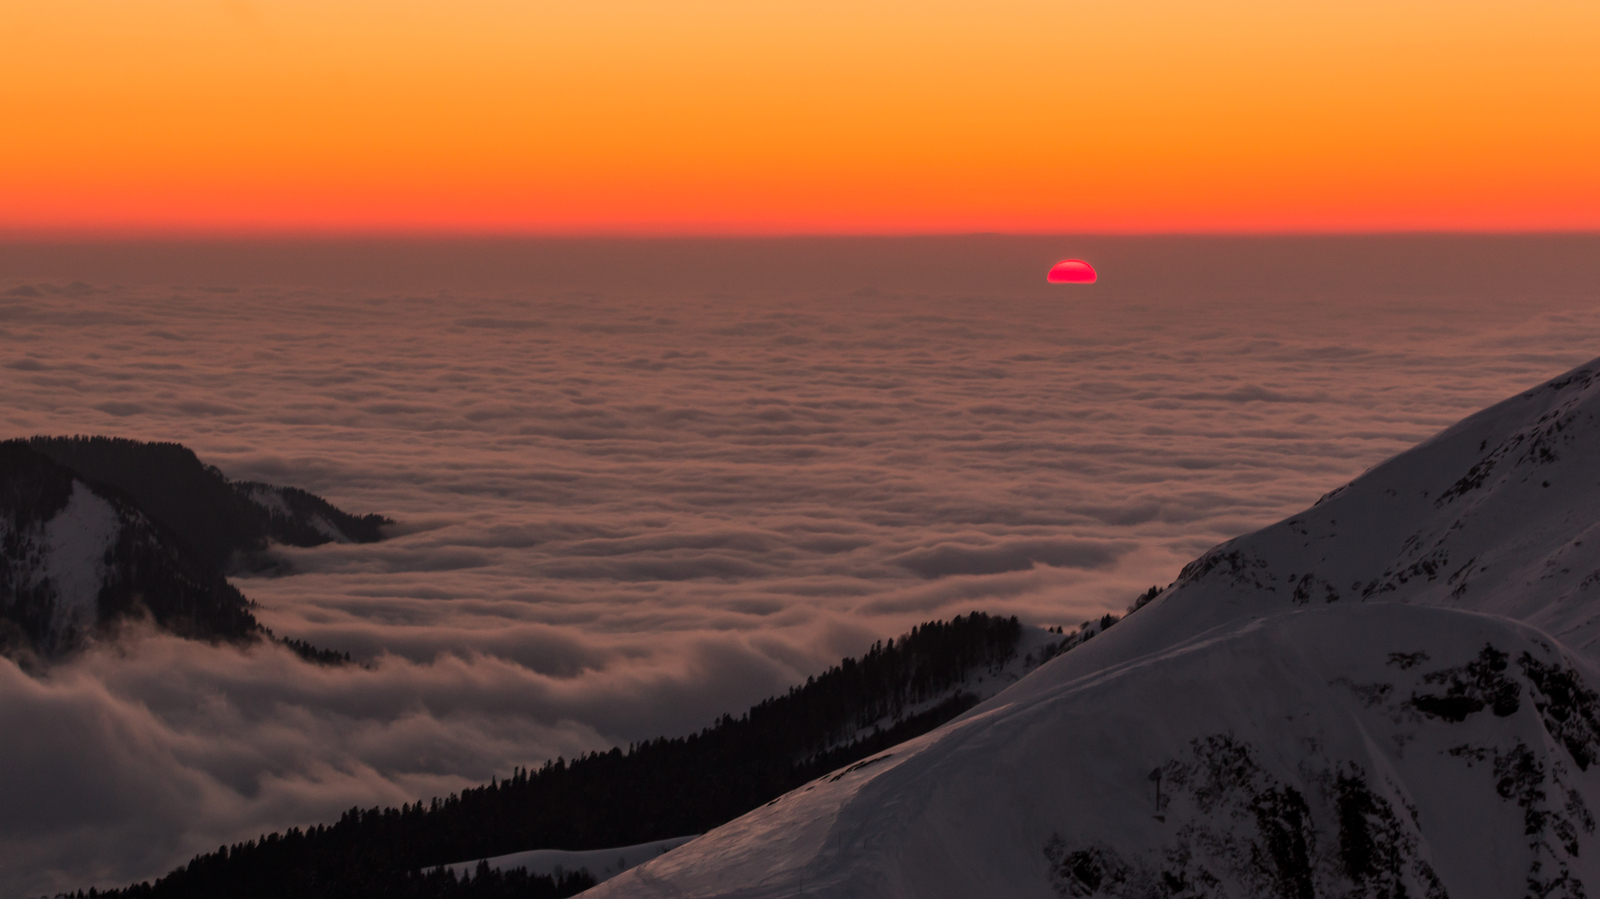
left=445, top=836, right=698, bottom=885
left=433, top=622, right=1092, bottom=883
left=589, top=358, right=1600, bottom=899
left=36, top=482, right=123, bottom=644
left=1, top=477, right=125, bottom=650
left=1109, top=361, right=1600, bottom=666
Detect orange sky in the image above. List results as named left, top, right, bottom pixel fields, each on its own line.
left=3, top=0, right=1598, bottom=235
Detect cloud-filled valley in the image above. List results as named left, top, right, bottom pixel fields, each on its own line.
left=2, top=235, right=1599, bottom=896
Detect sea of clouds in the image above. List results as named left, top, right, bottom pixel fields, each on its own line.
left=2, top=235, right=1598, bottom=896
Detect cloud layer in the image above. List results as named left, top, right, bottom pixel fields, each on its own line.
left=2, top=236, right=1599, bottom=896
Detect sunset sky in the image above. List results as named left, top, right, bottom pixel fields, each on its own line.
left=4, top=0, right=1598, bottom=234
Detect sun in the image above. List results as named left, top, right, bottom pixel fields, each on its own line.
left=1047, top=260, right=1097, bottom=284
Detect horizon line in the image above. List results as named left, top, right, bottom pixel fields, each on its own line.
left=4, top=226, right=1600, bottom=243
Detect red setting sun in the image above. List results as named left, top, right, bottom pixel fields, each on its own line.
left=1047, top=259, right=1097, bottom=283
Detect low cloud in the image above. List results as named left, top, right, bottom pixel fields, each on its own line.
left=0, top=624, right=821, bottom=898
left=6, top=238, right=1600, bottom=895
left=93, top=401, right=148, bottom=417
left=892, top=538, right=1130, bottom=578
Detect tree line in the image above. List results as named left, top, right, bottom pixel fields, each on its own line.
left=74, top=612, right=1024, bottom=899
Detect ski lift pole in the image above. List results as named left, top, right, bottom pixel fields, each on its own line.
left=1148, top=767, right=1165, bottom=822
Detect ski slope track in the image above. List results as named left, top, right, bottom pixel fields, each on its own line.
left=591, top=358, right=1600, bottom=899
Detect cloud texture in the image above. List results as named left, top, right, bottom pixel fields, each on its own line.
left=1, top=235, right=1599, bottom=896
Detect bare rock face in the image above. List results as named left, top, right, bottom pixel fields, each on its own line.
left=588, top=358, right=1600, bottom=899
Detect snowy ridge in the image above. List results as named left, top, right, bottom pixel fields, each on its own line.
left=245, top=484, right=294, bottom=519
left=445, top=836, right=698, bottom=886
left=1156, top=362, right=1600, bottom=659
left=244, top=484, right=356, bottom=544
left=588, top=357, right=1600, bottom=899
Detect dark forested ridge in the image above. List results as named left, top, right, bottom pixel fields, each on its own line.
left=76, top=612, right=1026, bottom=899
left=1, top=438, right=370, bottom=660
left=0, top=442, right=260, bottom=656
left=19, top=436, right=391, bottom=574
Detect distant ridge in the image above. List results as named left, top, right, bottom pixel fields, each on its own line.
left=0, top=437, right=384, bottom=660
left=19, top=436, right=391, bottom=575
left=0, top=441, right=259, bottom=656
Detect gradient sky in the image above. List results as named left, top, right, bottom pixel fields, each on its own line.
left=4, top=1, right=1598, bottom=234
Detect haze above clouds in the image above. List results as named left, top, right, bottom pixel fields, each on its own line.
left=2, top=235, right=1598, bottom=896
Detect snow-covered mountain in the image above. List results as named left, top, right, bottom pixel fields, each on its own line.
left=589, top=358, right=1600, bottom=899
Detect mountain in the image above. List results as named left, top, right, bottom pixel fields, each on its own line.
left=0, top=441, right=259, bottom=656
left=77, top=613, right=1082, bottom=899
left=17, top=436, right=391, bottom=575
left=588, top=357, right=1600, bottom=898
left=1, top=437, right=384, bottom=658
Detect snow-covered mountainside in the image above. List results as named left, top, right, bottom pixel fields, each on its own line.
left=590, top=358, right=1600, bottom=899
left=428, top=624, right=1098, bottom=886
left=0, top=442, right=259, bottom=655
